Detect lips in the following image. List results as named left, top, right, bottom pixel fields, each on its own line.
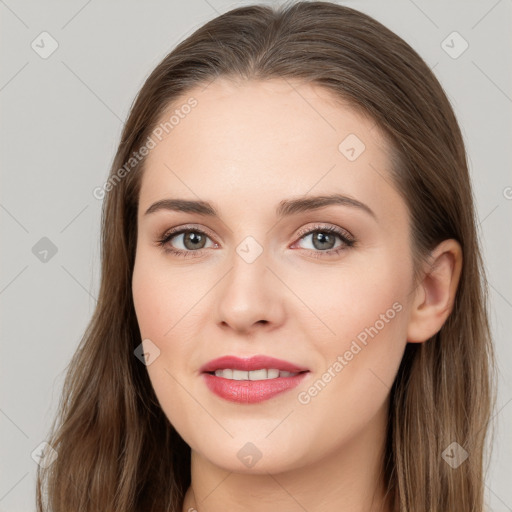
left=199, top=355, right=309, bottom=374
left=200, top=355, right=310, bottom=404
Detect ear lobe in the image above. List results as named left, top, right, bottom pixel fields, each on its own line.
left=407, top=239, right=463, bottom=343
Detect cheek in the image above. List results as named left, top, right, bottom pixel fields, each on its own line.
left=294, top=252, right=410, bottom=401
left=132, top=252, right=189, bottom=339
left=298, top=250, right=409, bottom=342
left=131, top=250, right=207, bottom=377
left=132, top=257, right=199, bottom=432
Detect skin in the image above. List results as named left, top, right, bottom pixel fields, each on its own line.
left=131, top=77, right=462, bottom=512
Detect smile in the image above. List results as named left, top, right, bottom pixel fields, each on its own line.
left=200, top=355, right=310, bottom=403
left=211, top=368, right=300, bottom=380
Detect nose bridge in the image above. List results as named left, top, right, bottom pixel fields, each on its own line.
left=214, top=234, right=284, bottom=331
left=224, top=234, right=270, bottom=304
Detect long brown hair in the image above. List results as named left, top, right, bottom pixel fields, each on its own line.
left=36, top=2, right=496, bottom=511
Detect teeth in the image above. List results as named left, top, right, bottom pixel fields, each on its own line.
left=248, top=369, right=267, bottom=380
left=232, top=369, right=248, bottom=380
left=213, top=368, right=299, bottom=380
left=267, top=369, right=279, bottom=379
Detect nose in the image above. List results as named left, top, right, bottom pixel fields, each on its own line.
left=214, top=245, right=286, bottom=335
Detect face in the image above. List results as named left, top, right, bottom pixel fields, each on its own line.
left=132, top=78, right=416, bottom=474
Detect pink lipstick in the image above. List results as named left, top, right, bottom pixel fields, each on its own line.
left=200, top=355, right=310, bottom=404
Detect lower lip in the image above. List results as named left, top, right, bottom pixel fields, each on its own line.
left=202, top=372, right=309, bottom=403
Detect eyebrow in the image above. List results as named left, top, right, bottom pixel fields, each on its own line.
left=144, top=193, right=376, bottom=220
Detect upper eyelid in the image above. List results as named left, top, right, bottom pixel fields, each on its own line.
left=295, top=223, right=353, bottom=240
left=161, top=224, right=217, bottom=242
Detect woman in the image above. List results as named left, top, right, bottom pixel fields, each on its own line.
left=36, top=2, right=496, bottom=511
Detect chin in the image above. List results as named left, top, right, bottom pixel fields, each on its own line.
left=187, top=434, right=311, bottom=475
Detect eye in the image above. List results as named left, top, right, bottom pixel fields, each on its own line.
left=156, top=225, right=217, bottom=258
left=292, top=224, right=355, bottom=257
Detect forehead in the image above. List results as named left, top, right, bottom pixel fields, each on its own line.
left=138, top=78, right=403, bottom=224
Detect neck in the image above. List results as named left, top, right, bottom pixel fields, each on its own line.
left=182, top=399, right=392, bottom=512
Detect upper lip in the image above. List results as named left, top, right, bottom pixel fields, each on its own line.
left=200, top=355, right=310, bottom=373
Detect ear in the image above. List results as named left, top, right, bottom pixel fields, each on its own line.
left=407, top=239, right=463, bottom=343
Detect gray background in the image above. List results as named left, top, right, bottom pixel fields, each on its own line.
left=1, top=0, right=511, bottom=510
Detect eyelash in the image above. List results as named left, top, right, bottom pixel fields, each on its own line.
left=155, top=223, right=356, bottom=259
